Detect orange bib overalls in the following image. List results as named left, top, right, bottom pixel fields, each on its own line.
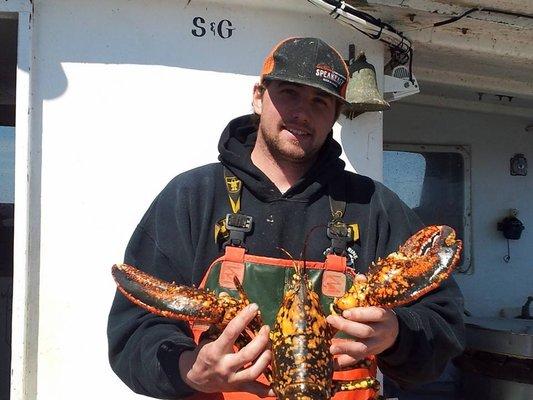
left=186, top=169, right=378, bottom=400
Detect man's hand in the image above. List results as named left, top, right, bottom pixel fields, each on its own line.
left=178, top=303, right=274, bottom=397
left=326, top=306, right=399, bottom=370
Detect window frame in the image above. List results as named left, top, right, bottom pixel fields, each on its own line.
left=383, top=143, right=472, bottom=274
left=1, top=3, right=36, bottom=400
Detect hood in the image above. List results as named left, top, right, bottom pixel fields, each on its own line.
left=218, top=114, right=346, bottom=202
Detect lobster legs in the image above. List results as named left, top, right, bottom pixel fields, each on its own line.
left=332, top=378, right=381, bottom=395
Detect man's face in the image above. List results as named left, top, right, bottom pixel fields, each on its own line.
left=252, top=80, right=337, bottom=164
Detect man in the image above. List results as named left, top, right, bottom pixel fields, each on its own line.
left=108, top=37, right=464, bottom=399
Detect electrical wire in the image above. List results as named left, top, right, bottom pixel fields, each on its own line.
left=307, top=0, right=413, bottom=67
left=503, top=239, right=511, bottom=263
left=403, top=6, right=533, bottom=33
left=433, top=7, right=480, bottom=27
left=308, top=0, right=411, bottom=47
left=309, top=1, right=533, bottom=54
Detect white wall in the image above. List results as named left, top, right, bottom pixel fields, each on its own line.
left=384, top=102, right=533, bottom=317
left=22, top=0, right=385, bottom=399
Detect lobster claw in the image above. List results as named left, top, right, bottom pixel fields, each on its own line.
left=112, top=263, right=227, bottom=324
left=334, top=225, right=462, bottom=310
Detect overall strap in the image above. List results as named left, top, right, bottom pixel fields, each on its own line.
left=223, top=167, right=243, bottom=214
left=221, top=167, right=253, bottom=248
left=329, top=175, right=347, bottom=221
left=326, top=173, right=352, bottom=257
left=320, top=174, right=351, bottom=294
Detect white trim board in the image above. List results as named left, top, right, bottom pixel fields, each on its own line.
left=2, top=1, right=38, bottom=400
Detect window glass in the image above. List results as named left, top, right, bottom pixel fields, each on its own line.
left=0, top=126, right=15, bottom=203
left=0, top=126, right=14, bottom=277
left=384, top=144, right=471, bottom=272
left=383, top=151, right=426, bottom=209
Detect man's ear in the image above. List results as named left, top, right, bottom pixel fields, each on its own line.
left=252, top=83, right=263, bottom=115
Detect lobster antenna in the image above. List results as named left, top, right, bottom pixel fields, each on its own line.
left=277, top=247, right=295, bottom=261
left=300, top=224, right=327, bottom=274
left=277, top=247, right=299, bottom=273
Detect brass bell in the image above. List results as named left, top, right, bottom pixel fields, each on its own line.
left=343, top=51, right=390, bottom=119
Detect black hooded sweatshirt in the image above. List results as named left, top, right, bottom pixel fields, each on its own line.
left=107, top=115, right=465, bottom=398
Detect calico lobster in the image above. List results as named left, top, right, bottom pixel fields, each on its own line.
left=111, top=225, right=462, bottom=399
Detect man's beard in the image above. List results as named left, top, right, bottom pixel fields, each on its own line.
left=259, top=125, right=319, bottom=165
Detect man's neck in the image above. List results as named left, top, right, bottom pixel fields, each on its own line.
left=251, top=141, right=314, bottom=194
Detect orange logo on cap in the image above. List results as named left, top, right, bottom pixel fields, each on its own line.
left=316, top=63, right=333, bottom=72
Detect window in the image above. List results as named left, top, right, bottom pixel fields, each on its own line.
left=0, top=126, right=15, bottom=277
left=0, top=13, right=17, bottom=400
left=383, top=144, right=471, bottom=273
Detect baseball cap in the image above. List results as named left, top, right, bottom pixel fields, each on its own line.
left=260, top=37, right=349, bottom=103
